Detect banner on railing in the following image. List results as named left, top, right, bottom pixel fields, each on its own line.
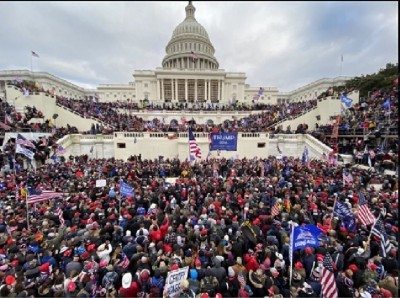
left=210, top=132, right=238, bottom=151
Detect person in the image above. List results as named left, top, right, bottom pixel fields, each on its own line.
left=179, top=280, right=195, bottom=298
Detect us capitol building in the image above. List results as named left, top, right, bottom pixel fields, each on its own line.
left=0, top=1, right=351, bottom=106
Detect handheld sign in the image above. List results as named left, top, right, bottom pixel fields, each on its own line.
left=165, top=266, right=189, bottom=298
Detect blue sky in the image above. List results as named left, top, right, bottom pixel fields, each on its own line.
left=0, top=1, right=398, bottom=92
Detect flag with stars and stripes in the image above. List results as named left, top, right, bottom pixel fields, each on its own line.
left=357, top=192, right=376, bottom=226
left=237, top=271, right=245, bottom=287
left=371, top=218, right=392, bottom=257
left=271, top=199, right=281, bottom=217
left=188, top=127, right=201, bottom=159
left=321, top=252, right=338, bottom=298
left=57, top=208, right=65, bottom=226
left=120, top=252, right=130, bottom=269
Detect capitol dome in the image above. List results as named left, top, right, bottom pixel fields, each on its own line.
left=162, top=1, right=219, bottom=70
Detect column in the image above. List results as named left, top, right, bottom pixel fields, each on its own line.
left=161, top=79, right=164, bottom=101
left=208, top=79, right=211, bottom=101
left=218, top=80, right=221, bottom=101
left=156, top=79, right=160, bottom=101
left=204, top=80, right=208, bottom=101
left=175, top=79, right=178, bottom=101
left=221, top=80, right=225, bottom=103
left=194, top=79, right=198, bottom=102
left=185, top=79, right=188, bottom=101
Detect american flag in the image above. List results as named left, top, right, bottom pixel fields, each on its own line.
left=120, top=252, right=130, bottom=269
left=27, top=188, right=63, bottom=204
left=191, top=51, right=198, bottom=62
left=371, top=218, right=392, bottom=257
left=188, top=127, right=201, bottom=159
left=357, top=192, right=376, bottom=226
left=369, top=150, right=375, bottom=159
left=271, top=199, right=280, bottom=217
left=342, top=170, right=353, bottom=184
left=56, top=145, right=66, bottom=155
left=57, top=208, right=65, bottom=226
left=237, top=271, right=245, bottom=286
left=321, top=252, right=338, bottom=298
left=16, top=134, right=36, bottom=149
left=31, top=51, right=40, bottom=58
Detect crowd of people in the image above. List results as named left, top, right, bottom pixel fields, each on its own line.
left=0, top=80, right=398, bottom=298
left=0, top=153, right=398, bottom=298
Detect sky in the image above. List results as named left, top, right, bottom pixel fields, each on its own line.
left=0, top=1, right=398, bottom=92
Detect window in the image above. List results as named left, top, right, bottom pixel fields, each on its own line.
left=144, top=83, right=148, bottom=88
left=257, top=143, right=266, bottom=148
left=117, top=143, right=126, bottom=148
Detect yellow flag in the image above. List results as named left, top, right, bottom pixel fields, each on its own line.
left=20, top=187, right=27, bottom=198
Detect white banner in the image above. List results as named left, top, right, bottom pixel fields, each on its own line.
left=16, top=144, right=35, bottom=159
left=96, top=179, right=107, bottom=187
left=165, top=266, right=189, bottom=298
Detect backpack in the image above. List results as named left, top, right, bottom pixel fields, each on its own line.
left=200, top=275, right=217, bottom=296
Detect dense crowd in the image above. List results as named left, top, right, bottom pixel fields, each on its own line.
left=0, top=154, right=398, bottom=298
left=310, top=87, right=398, bottom=174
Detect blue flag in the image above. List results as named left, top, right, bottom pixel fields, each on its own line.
left=291, top=224, right=323, bottom=251
left=383, top=97, right=391, bottom=110
left=120, top=181, right=133, bottom=197
left=340, top=93, right=353, bottom=108
left=333, top=201, right=353, bottom=218
left=334, top=201, right=357, bottom=233
left=341, top=216, right=357, bottom=233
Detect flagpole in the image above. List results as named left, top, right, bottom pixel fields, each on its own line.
left=26, top=187, right=30, bottom=230
left=330, top=195, right=338, bottom=230
left=30, top=51, right=33, bottom=73
left=289, top=224, right=294, bottom=288
left=365, top=213, right=380, bottom=251
left=340, top=55, right=343, bottom=76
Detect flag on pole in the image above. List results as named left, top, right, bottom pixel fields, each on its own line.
left=271, top=199, right=280, bottom=217
left=342, top=170, right=353, bottom=184
left=31, top=51, right=40, bottom=58
left=27, top=188, right=63, bottom=204
left=357, top=192, right=376, bottom=226
left=57, top=207, right=65, bottom=226
left=191, top=51, right=198, bottom=62
left=188, top=127, right=201, bottom=159
left=302, top=146, right=310, bottom=166
left=56, top=145, right=66, bottom=155
left=16, top=144, right=35, bottom=160
left=321, top=252, right=338, bottom=298
left=340, top=93, right=353, bottom=108
left=383, top=97, right=391, bottom=110
left=16, top=134, right=36, bottom=149
left=341, top=55, right=343, bottom=63
left=90, top=146, right=94, bottom=153
left=371, top=218, right=392, bottom=257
